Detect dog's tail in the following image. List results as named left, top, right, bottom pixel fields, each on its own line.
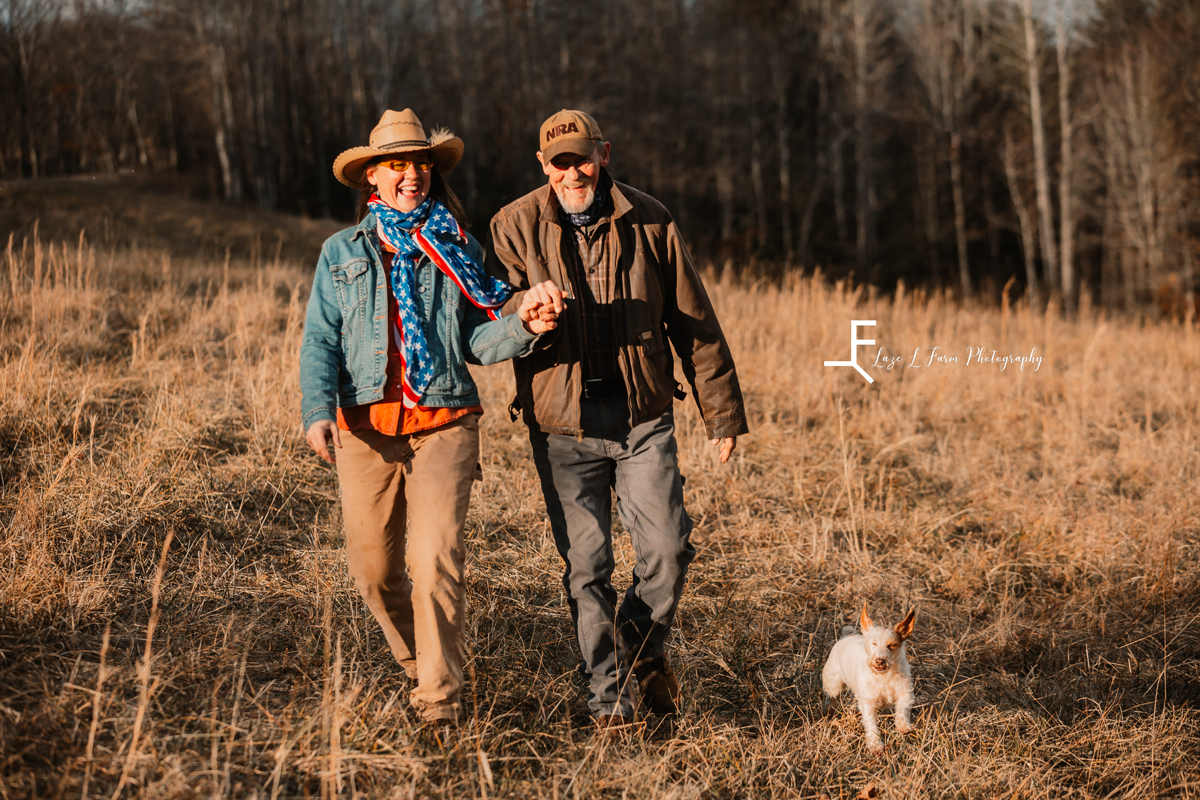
left=839, top=625, right=857, bottom=639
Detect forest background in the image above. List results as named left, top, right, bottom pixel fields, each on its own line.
left=4, top=0, right=1200, bottom=309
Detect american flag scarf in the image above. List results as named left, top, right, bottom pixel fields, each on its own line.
left=369, top=195, right=513, bottom=408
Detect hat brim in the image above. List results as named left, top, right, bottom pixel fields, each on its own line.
left=541, top=137, right=599, bottom=162
left=332, top=137, right=464, bottom=189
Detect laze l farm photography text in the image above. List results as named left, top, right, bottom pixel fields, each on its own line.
left=872, top=345, right=1045, bottom=372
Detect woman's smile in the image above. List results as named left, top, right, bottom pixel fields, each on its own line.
left=368, top=150, right=433, bottom=212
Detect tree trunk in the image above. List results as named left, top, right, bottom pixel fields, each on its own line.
left=799, top=172, right=825, bottom=268
left=1002, top=127, right=1040, bottom=310
left=1122, top=246, right=1136, bottom=310
left=1132, top=41, right=1162, bottom=286
left=1022, top=0, right=1058, bottom=290
left=161, top=78, right=178, bottom=170
left=211, top=40, right=241, bottom=203
left=831, top=126, right=847, bottom=242
left=918, top=126, right=941, bottom=284
left=771, top=52, right=794, bottom=264
left=1100, top=190, right=1114, bottom=307
left=16, top=34, right=39, bottom=179
left=1056, top=0, right=1075, bottom=311
left=945, top=2, right=973, bottom=298
left=1184, top=225, right=1195, bottom=319
left=949, top=130, right=970, bottom=298
left=127, top=99, right=149, bottom=168
left=738, top=28, right=768, bottom=256
left=718, top=163, right=735, bottom=243
left=853, top=0, right=871, bottom=273
left=983, top=169, right=1001, bottom=269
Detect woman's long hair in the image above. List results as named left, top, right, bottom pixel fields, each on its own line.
left=355, top=160, right=469, bottom=227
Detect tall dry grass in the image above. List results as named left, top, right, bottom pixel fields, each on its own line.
left=1, top=229, right=1199, bottom=799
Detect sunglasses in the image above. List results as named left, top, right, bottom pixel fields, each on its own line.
left=549, top=154, right=595, bottom=171
left=375, top=158, right=433, bottom=173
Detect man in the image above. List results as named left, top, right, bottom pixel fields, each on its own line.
left=486, top=109, right=747, bottom=728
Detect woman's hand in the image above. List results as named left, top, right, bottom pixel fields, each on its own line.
left=518, top=281, right=565, bottom=334
left=306, top=420, right=342, bottom=464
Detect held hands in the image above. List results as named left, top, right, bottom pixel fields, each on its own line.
left=518, top=280, right=565, bottom=335
left=306, top=419, right=342, bottom=464
left=710, top=436, right=737, bottom=464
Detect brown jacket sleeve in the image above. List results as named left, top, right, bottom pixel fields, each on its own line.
left=658, top=216, right=749, bottom=439
left=486, top=213, right=532, bottom=317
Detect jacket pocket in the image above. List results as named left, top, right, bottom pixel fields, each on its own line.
left=638, top=327, right=666, bottom=355
left=330, top=258, right=371, bottom=313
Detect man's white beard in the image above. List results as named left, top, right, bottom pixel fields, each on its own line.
left=555, top=182, right=595, bottom=214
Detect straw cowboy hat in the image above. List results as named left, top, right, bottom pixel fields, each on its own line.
left=333, top=108, right=464, bottom=189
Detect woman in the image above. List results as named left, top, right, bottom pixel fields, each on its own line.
left=299, top=109, right=562, bottom=727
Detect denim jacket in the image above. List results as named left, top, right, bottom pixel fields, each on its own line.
left=300, top=213, right=536, bottom=430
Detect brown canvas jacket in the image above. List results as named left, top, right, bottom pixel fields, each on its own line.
left=485, top=174, right=748, bottom=440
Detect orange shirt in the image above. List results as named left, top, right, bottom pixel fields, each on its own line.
left=337, top=246, right=483, bottom=436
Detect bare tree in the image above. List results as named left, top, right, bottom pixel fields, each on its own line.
left=906, top=0, right=987, bottom=299
left=916, top=125, right=942, bottom=283
left=1001, top=121, right=1041, bottom=308
left=1055, top=0, right=1076, bottom=310
left=1097, top=36, right=1179, bottom=305
left=770, top=51, right=795, bottom=264
left=193, top=2, right=240, bottom=202
left=738, top=25, right=769, bottom=256
left=1021, top=0, right=1058, bottom=292
left=2, top=0, right=59, bottom=178
left=816, top=0, right=850, bottom=246
left=827, top=0, right=895, bottom=274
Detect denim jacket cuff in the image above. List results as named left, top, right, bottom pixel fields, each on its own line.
left=512, top=314, right=538, bottom=343
left=302, top=406, right=336, bottom=430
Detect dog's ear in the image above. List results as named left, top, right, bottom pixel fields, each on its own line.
left=859, top=601, right=873, bottom=633
left=894, top=608, right=916, bottom=639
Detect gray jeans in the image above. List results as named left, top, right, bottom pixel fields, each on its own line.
left=529, top=397, right=695, bottom=718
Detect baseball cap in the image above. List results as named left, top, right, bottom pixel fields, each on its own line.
left=539, top=109, right=604, bottom=161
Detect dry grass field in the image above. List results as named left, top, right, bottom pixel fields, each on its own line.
left=3, top=205, right=1200, bottom=798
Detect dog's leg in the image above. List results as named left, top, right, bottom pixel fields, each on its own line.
left=895, top=688, right=914, bottom=734
left=858, top=698, right=883, bottom=752
left=820, top=664, right=844, bottom=717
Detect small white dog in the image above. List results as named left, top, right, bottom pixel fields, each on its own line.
left=821, top=603, right=917, bottom=751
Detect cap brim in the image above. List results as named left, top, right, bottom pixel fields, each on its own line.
left=332, top=138, right=464, bottom=188
left=541, top=138, right=598, bottom=162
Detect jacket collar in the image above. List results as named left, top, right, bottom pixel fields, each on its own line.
left=537, top=168, right=632, bottom=227
left=351, top=211, right=377, bottom=241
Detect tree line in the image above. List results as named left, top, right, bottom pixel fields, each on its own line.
left=3, top=0, right=1198, bottom=310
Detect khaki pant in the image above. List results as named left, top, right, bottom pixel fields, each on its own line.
left=335, top=414, right=480, bottom=721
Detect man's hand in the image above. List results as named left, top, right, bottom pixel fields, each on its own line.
left=518, top=280, right=565, bottom=334
left=710, top=436, right=736, bottom=464
left=306, top=419, right=342, bottom=464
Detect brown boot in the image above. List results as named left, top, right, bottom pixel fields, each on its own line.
left=592, top=713, right=636, bottom=740
left=418, top=714, right=459, bottom=748
left=417, top=704, right=459, bottom=747
left=635, top=656, right=681, bottom=716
